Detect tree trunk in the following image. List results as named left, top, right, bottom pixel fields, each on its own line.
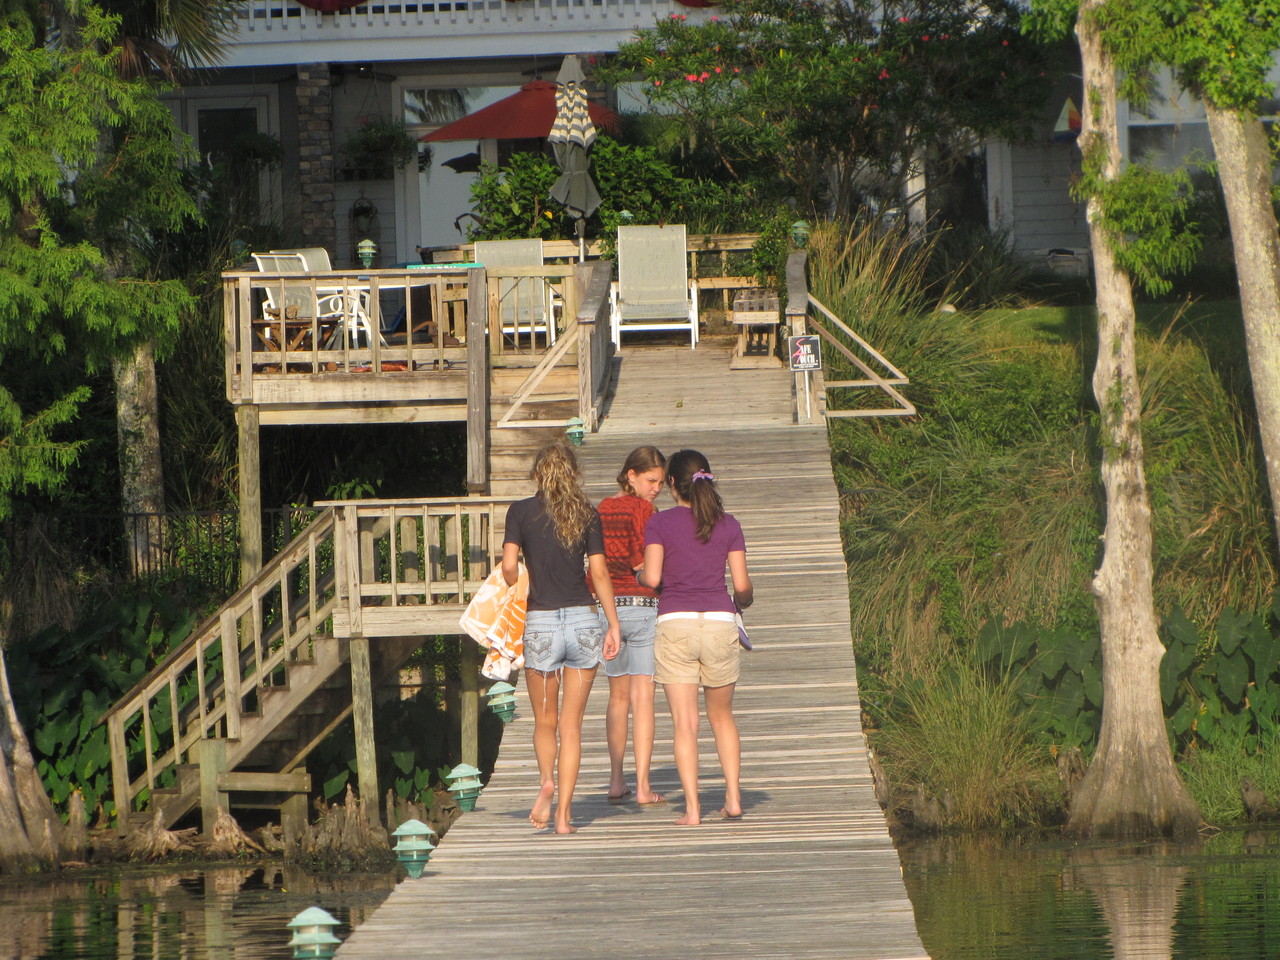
left=1065, top=0, right=1200, bottom=840
left=0, top=650, right=64, bottom=870
left=113, top=340, right=166, bottom=578
left=1202, top=100, right=1280, bottom=550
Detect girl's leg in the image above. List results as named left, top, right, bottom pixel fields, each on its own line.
left=553, top=666, right=598, bottom=833
left=704, top=682, right=741, bottom=818
left=605, top=675, right=632, bottom=799
left=524, top=669, right=560, bottom=829
left=630, top=674, right=661, bottom=804
left=663, top=682, right=702, bottom=824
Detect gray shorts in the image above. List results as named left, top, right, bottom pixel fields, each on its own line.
left=604, top=603, right=657, bottom=678
left=523, top=606, right=604, bottom=672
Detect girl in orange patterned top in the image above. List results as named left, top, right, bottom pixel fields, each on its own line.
left=597, top=446, right=667, bottom=807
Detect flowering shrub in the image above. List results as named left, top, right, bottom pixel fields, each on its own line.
left=601, top=0, right=1057, bottom=218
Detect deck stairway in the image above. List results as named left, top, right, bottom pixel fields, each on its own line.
left=100, top=497, right=513, bottom=833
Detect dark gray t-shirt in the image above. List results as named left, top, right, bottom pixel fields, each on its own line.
left=504, top=496, right=604, bottom=611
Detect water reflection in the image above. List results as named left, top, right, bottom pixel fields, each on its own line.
left=0, top=862, right=397, bottom=960
left=897, top=829, right=1280, bottom=960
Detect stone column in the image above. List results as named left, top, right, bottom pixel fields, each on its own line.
left=296, top=63, right=336, bottom=249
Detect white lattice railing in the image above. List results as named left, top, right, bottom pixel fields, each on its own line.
left=223, top=0, right=711, bottom=65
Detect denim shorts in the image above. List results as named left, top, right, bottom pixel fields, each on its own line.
left=604, top=604, right=657, bottom=679
left=523, top=605, right=605, bottom=672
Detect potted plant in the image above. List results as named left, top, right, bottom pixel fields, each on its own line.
left=339, top=116, right=419, bottom=181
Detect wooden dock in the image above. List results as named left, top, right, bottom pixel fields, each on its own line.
left=336, top=338, right=928, bottom=960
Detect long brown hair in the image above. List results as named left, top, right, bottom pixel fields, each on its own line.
left=617, top=445, right=667, bottom=494
left=530, top=441, right=596, bottom=549
left=667, top=449, right=724, bottom=543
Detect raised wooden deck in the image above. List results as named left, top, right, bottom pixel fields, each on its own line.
left=336, top=339, right=927, bottom=960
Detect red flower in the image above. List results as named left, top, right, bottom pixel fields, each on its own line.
left=921, top=34, right=929, bottom=41
left=700, top=71, right=709, bottom=79
left=655, top=79, right=663, bottom=86
left=686, top=73, right=698, bottom=81
left=878, top=68, right=890, bottom=79
left=1002, top=39, right=1009, bottom=46
left=714, top=66, right=722, bottom=73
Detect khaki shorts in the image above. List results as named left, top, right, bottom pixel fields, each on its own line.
left=655, top=616, right=740, bottom=687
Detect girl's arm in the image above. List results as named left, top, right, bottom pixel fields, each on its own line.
left=728, top=550, right=753, bottom=608
left=638, top=543, right=664, bottom=590
left=588, top=553, right=622, bottom=660
left=501, top=541, right=521, bottom=587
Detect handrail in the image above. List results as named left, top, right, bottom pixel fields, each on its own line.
left=104, top=508, right=341, bottom=821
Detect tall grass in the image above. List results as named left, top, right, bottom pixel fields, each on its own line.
left=874, top=659, right=1061, bottom=830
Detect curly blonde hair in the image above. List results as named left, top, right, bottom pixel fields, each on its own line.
left=530, top=441, right=596, bottom=549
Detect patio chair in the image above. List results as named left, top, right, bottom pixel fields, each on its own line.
left=252, top=251, right=379, bottom=349
left=610, top=224, right=698, bottom=348
left=474, top=239, right=557, bottom=345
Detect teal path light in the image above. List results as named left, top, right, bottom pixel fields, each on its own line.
left=445, top=763, right=483, bottom=812
left=485, top=681, right=517, bottom=723
left=287, top=906, right=342, bottom=960
left=391, top=818, right=438, bottom=879
left=357, top=238, right=378, bottom=268
left=564, top=417, right=585, bottom=446
left=791, top=220, right=811, bottom=247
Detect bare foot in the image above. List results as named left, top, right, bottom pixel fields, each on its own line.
left=530, top=780, right=554, bottom=829
left=720, top=807, right=743, bottom=821
left=675, top=809, right=701, bottom=826
left=553, top=821, right=578, bottom=835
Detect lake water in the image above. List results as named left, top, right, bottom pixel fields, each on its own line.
left=3, top=829, right=1278, bottom=959
left=897, top=828, right=1280, bottom=960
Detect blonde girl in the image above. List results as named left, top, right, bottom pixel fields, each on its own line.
left=640, top=449, right=752, bottom=825
left=598, top=446, right=667, bottom=807
left=502, top=441, right=621, bottom=834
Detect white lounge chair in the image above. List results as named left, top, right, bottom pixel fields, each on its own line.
left=610, top=224, right=698, bottom=348
left=474, top=238, right=557, bottom=346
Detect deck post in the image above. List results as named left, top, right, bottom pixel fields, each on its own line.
left=785, top=251, right=812, bottom=424
left=466, top=267, right=490, bottom=493
left=197, top=737, right=230, bottom=838
left=460, top=640, right=481, bottom=768
left=349, top=636, right=381, bottom=825
left=236, top=404, right=263, bottom=581
left=108, top=716, right=131, bottom=837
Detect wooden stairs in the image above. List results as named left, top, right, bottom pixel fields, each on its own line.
left=101, top=497, right=514, bottom=835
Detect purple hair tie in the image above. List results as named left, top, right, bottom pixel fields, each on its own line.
left=691, top=470, right=715, bottom=482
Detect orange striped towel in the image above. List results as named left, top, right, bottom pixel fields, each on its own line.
left=460, top=563, right=529, bottom=680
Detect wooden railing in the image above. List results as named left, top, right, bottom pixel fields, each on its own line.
left=100, top=495, right=517, bottom=826
left=102, top=509, right=341, bottom=821
left=785, top=251, right=915, bottom=422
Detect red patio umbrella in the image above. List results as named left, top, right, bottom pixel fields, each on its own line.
left=420, top=81, right=618, bottom=143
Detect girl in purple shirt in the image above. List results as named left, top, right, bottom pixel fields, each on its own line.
left=641, top=449, right=753, bottom=824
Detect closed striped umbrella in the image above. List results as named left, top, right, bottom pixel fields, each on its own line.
left=548, top=56, right=600, bottom=259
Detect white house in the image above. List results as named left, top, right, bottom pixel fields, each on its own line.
left=170, top=0, right=714, bottom=267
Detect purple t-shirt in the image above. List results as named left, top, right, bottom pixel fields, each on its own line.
left=644, top=506, right=746, bottom=616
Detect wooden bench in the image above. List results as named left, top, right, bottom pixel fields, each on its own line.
left=729, top=290, right=782, bottom=369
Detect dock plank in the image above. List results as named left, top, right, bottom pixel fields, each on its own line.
left=337, top=339, right=927, bottom=960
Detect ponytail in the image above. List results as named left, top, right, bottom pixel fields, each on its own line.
left=666, top=449, right=723, bottom=543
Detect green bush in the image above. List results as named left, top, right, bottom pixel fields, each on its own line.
left=8, top=589, right=198, bottom=817
left=874, top=658, right=1061, bottom=830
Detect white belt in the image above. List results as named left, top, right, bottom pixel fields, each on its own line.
left=656, top=611, right=736, bottom=624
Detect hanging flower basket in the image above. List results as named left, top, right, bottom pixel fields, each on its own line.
left=340, top=117, right=418, bottom=180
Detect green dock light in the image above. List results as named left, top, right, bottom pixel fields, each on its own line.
left=565, top=417, right=585, bottom=446
left=485, top=680, right=517, bottom=723
left=791, top=220, right=811, bottom=247
left=445, top=763, right=484, bottom=812
left=391, top=818, right=438, bottom=879
left=286, top=906, right=342, bottom=960
left=357, top=238, right=378, bottom=268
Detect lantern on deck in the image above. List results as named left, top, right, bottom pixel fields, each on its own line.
left=286, top=907, right=342, bottom=960
left=565, top=417, right=586, bottom=446
left=445, top=763, right=484, bottom=812
left=391, top=818, right=438, bottom=879
left=485, top=681, right=517, bottom=723
left=357, top=238, right=378, bottom=268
